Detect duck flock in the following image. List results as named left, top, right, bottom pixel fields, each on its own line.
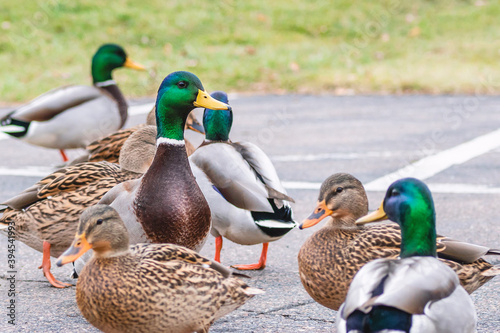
left=1, top=44, right=499, bottom=333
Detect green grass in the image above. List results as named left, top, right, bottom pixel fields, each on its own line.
left=1, top=0, right=500, bottom=102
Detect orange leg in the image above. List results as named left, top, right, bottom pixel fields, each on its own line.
left=214, top=236, right=223, bottom=263
left=59, top=149, right=69, bottom=162
left=232, top=242, right=268, bottom=270
left=38, top=241, right=72, bottom=288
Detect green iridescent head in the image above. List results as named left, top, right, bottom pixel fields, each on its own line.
left=91, top=44, right=145, bottom=84
left=203, top=91, right=232, bottom=141
left=357, top=178, right=437, bottom=258
left=155, top=72, right=230, bottom=141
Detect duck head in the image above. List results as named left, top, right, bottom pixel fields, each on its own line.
left=300, top=173, right=368, bottom=229
left=56, top=205, right=130, bottom=266
left=154, top=71, right=230, bottom=141
left=356, top=178, right=437, bottom=258
left=91, top=44, right=145, bottom=84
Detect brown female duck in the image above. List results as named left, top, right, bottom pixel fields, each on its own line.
left=57, top=205, right=262, bottom=333
left=0, top=161, right=141, bottom=287
left=298, top=173, right=500, bottom=311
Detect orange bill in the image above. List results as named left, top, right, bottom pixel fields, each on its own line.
left=56, top=234, right=92, bottom=266
left=299, top=200, right=332, bottom=229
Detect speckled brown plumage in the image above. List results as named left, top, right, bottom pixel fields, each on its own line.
left=298, top=173, right=500, bottom=311
left=87, top=125, right=146, bottom=164
left=0, top=162, right=140, bottom=257
left=57, top=205, right=261, bottom=333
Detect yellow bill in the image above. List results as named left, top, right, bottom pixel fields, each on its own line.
left=355, top=201, right=388, bottom=225
left=124, top=58, right=146, bottom=71
left=194, top=90, right=231, bottom=110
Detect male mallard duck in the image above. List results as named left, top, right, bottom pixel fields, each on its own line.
left=99, top=71, right=230, bottom=252
left=337, top=178, right=477, bottom=333
left=189, top=91, right=296, bottom=270
left=0, top=161, right=141, bottom=287
left=82, top=108, right=204, bottom=164
left=298, top=173, right=500, bottom=311
left=56, top=205, right=263, bottom=333
left=0, top=44, right=145, bottom=161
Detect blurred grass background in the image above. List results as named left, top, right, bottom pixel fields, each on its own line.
left=1, top=0, right=500, bottom=102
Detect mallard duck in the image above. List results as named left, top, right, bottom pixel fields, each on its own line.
left=56, top=204, right=263, bottom=333
left=0, top=44, right=145, bottom=161
left=189, top=91, right=296, bottom=270
left=99, top=71, right=230, bottom=252
left=337, top=178, right=477, bottom=333
left=0, top=161, right=141, bottom=287
left=82, top=108, right=204, bottom=164
left=298, top=173, right=500, bottom=311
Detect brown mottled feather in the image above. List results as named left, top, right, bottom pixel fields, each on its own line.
left=87, top=125, right=146, bottom=164
left=0, top=162, right=141, bottom=257
left=62, top=205, right=261, bottom=333
left=298, top=173, right=500, bottom=311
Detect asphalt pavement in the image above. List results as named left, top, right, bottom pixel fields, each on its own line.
left=0, top=95, right=499, bottom=332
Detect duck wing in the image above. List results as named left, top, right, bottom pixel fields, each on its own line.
left=4, top=85, right=103, bottom=122
left=438, top=236, right=500, bottom=263
left=341, top=257, right=459, bottom=317
left=131, top=243, right=235, bottom=278
left=232, top=141, right=294, bottom=203
left=190, top=143, right=273, bottom=212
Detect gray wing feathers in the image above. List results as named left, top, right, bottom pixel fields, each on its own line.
left=190, top=144, right=273, bottom=212
left=12, top=85, right=104, bottom=122
left=439, top=236, right=499, bottom=263
left=342, top=257, right=460, bottom=318
left=232, top=141, right=294, bottom=202
left=1, top=185, right=40, bottom=209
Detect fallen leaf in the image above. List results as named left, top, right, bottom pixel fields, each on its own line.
left=289, top=62, right=300, bottom=72
left=409, top=27, right=421, bottom=37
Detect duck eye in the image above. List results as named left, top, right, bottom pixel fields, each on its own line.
left=96, top=219, right=103, bottom=225
left=336, top=187, right=343, bottom=193
left=391, top=189, right=400, bottom=196
left=177, top=81, right=188, bottom=89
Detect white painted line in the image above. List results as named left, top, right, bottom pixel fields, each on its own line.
left=365, top=128, right=500, bottom=191
left=0, top=166, right=54, bottom=177
left=427, top=183, right=500, bottom=194
left=282, top=181, right=322, bottom=190
left=128, top=102, right=155, bottom=116
left=273, top=151, right=407, bottom=162
left=282, top=181, right=500, bottom=194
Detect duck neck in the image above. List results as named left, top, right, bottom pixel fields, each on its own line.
left=204, top=109, right=232, bottom=141
left=91, top=57, right=115, bottom=85
left=156, top=104, right=189, bottom=142
left=399, top=201, right=437, bottom=258
left=92, top=64, right=128, bottom=128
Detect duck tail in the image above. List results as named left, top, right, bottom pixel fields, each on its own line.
left=231, top=272, right=252, bottom=279
left=252, top=199, right=294, bottom=223
left=486, top=249, right=500, bottom=256
left=483, top=266, right=500, bottom=277
left=243, top=286, right=265, bottom=296
left=0, top=114, right=30, bottom=138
